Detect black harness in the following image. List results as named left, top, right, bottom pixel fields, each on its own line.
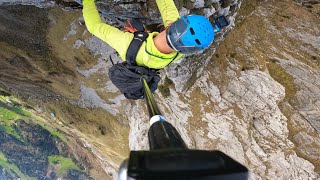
left=109, top=31, right=160, bottom=100
left=126, top=32, right=149, bottom=65
left=108, top=21, right=179, bottom=100
left=126, top=31, right=179, bottom=66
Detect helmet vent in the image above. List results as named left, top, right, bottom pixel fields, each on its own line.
left=195, top=39, right=201, bottom=45
left=190, top=28, right=195, bottom=35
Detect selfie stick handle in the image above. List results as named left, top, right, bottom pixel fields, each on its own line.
left=142, top=78, right=187, bottom=150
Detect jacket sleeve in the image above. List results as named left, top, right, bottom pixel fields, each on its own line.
left=82, top=0, right=133, bottom=59
left=155, top=0, right=180, bottom=27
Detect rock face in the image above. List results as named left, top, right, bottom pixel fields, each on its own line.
left=127, top=0, right=320, bottom=179
left=0, top=0, right=320, bottom=179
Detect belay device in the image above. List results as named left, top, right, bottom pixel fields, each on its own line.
left=118, top=78, right=248, bottom=180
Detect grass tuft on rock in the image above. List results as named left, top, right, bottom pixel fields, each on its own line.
left=48, top=155, right=81, bottom=176
left=0, top=96, right=30, bottom=142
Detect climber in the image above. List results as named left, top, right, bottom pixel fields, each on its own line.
left=82, top=0, right=216, bottom=69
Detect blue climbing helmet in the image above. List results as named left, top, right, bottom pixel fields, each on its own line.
left=166, top=15, right=215, bottom=54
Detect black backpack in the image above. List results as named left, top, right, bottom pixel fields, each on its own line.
left=108, top=62, right=160, bottom=100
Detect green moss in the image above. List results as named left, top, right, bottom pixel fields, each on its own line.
left=0, top=96, right=64, bottom=143
left=0, top=152, right=35, bottom=180
left=0, top=96, right=31, bottom=117
left=0, top=106, right=24, bottom=142
left=0, top=96, right=35, bottom=142
left=158, top=85, right=170, bottom=97
left=158, top=77, right=174, bottom=98
left=267, top=61, right=297, bottom=102
left=48, top=155, right=81, bottom=176
left=25, top=107, right=66, bottom=141
left=0, top=95, right=66, bottom=142
left=40, top=124, right=66, bottom=142
left=30, top=115, right=66, bottom=141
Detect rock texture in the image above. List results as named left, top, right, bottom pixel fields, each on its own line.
left=128, top=0, right=320, bottom=179
left=0, top=0, right=319, bottom=179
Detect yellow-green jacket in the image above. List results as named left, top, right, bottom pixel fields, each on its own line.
left=83, top=0, right=183, bottom=69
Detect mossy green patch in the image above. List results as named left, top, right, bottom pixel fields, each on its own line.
left=48, top=155, right=81, bottom=176
left=0, top=96, right=29, bottom=142
left=44, top=101, right=130, bottom=164
left=267, top=61, right=297, bottom=103
left=33, top=116, right=66, bottom=142
left=0, top=152, right=35, bottom=180
left=0, top=96, right=66, bottom=142
left=158, top=77, right=174, bottom=98
left=49, top=128, right=65, bottom=141
left=0, top=96, right=31, bottom=117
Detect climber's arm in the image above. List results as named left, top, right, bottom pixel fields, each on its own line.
left=155, top=0, right=180, bottom=27
left=82, top=0, right=132, bottom=57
